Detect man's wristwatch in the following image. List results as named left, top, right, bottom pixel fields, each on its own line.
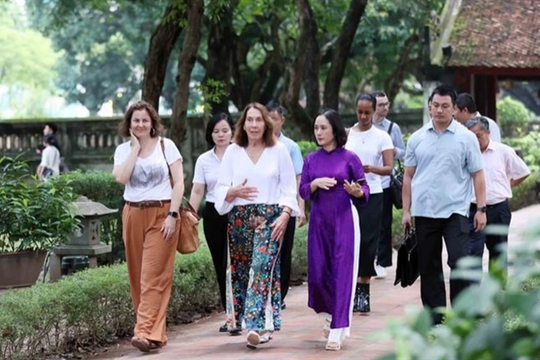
left=477, top=206, right=487, bottom=213
left=167, top=211, right=179, bottom=218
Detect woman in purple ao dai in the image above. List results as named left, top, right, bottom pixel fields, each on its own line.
left=299, top=109, right=369, bottom=351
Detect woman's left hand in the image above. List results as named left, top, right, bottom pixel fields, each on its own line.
left=270, top=213, right=290, bottom=242
left=344, top=180, right=364, bottom=198
left=161, top=215, right=177, bottom=241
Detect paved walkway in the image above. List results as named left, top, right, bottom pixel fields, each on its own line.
left=93, top=204, right=540, bottom=360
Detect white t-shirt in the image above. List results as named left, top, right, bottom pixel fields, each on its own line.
left=345, top=125, right=394, bottom=194
left=40, top=145, right=61, bottom=176
left=113, top=138, right=182, bottom=202
left=215, top=142, right=300, bottom=216
left=192, top=148, right=221, bottom=203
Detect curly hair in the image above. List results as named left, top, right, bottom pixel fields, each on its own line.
left=118, top=100, right=162, bottom=138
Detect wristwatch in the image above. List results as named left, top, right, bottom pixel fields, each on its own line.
left=477, top=206, right=487, bottom=213
left=167, top=211, right=179, bottom=218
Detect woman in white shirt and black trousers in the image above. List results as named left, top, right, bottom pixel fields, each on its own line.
left=215, top=102, right=299, bottom=349
left=189, top=112, right=234, bottom=332
left=113, top=101, right=185, bottom=353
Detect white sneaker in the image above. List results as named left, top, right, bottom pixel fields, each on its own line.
left=374, top=265, right=387, bottom=279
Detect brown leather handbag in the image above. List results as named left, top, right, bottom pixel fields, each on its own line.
left=160, top=139, right=200, bottom=254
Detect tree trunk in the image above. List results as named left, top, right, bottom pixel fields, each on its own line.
left=169, top=0, right=204, bottom=183
left=141, top=2, right=186, bottom=110
left=283, top=0, right=318, bottom=139
left=203, top=1, right=240, bottom=115
left=302, top=3, right=321, bottom=119
left=384, top=33, right=421, bottom=104
left=323, top=0, right=368, bottom=110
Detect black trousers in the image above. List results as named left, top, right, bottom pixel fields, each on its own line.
left=358, top=193, right=383, bottom=277
left=377, top=187, right=394, bottom=267
left=202, top=202, right=228, bottom=309
left=280, top=216, right=296, bottom=302
left=468, top=200, right=511, bottom=272
left=415, top=214, right=470, bottom=324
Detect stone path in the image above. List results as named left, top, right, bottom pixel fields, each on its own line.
left=93, top=204, right=540, bottom=360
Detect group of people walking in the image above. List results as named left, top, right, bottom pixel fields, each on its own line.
left=112, top=84, right=530, bottom=352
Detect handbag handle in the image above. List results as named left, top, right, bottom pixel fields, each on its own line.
left=160, top=138, right=199, bottom=217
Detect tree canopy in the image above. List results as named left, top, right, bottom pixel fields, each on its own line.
left=22, top=0, right=445, bottom=139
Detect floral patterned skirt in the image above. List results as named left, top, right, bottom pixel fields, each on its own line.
left=225, top=203, right=282, bottom=332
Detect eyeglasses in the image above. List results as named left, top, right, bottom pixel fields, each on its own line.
left=377, top=102, right=391, bottom=108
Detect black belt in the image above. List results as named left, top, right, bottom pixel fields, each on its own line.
left=470, top=200, right=507, bottom=211
left=125, top=200, right=171, bottom=209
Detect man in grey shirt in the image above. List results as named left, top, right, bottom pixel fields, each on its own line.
left=372, top=91, right=405, bottom=278
left=402, top=85, right=487, bottom=325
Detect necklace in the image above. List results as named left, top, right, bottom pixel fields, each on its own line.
left=353, top=124, right=370, bottom=144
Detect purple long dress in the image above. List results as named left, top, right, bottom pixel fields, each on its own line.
left=299, top=147, right=369, bottom=329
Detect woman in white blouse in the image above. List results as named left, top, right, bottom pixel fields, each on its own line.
left=189, top=113, right=234, bottom=333
left=215, top=102, right=299, bottom=349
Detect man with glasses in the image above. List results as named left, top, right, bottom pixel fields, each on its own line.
left=402, top=85, right=487, bottom=325
left=464, top=116, right=530, bottom=277
left=372, top=91, right=405, bottom=278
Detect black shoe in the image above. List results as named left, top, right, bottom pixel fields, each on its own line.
left=282, top=302, right=287, bottom=310
left=229, top=326, right=242, bottom=336
left=358, top=283, right=371, bottom=313
left=353, top=284, right=362, bottom=313
left=219, top=322, right=228, bottom=332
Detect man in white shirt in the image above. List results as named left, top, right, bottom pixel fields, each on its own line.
left=371, top=91, right=405, bottom=279
left=465, top=116, right=530, bottom=275
left=455, top=93, right=501, bottom=142
left=266, top=101, right=305, bottom=308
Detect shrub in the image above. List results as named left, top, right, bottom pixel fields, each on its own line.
left=377, top=227, right=540, bottom=360
left=52, top=171, right=125, bottom=264
left=297, top=141, right=318, bottom=159
left=290, top=225, right=308, bottom=284
left=0, top=248, right=218, bottom=359
left=0, top=156, right=80, bottom=253
left=497, top=97, right=530, bottom=137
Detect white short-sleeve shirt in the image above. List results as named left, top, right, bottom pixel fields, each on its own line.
left=40, top=145, right=61, bottom=176
left=345, top=125, right=394, bottom=194
left=192, top=148, right=221, bottom=203
left=114, top=137, right=182, bottom=202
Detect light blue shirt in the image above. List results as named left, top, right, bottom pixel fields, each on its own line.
left=373, top=118, right=406, bottom=188
left=279, top=133, right=303, bottom=175
left=405, top=120, right=483, bottom=218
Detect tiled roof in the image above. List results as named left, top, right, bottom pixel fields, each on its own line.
left=447, top=0, right=540, bottom=68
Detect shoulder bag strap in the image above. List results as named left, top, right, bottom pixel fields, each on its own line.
left=160, top=138, right=174, bottom=188
left=387, top=121, right=394, bottom=135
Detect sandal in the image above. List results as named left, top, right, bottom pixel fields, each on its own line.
left=246, top=330, right=260, bottom=349
left=323, top=318, right=331, bottom=339
left=131, top=336, right=151, bottom=352
left=150, top=340, right=167, bottom=350
left=325, top=340, right=341, bottom=351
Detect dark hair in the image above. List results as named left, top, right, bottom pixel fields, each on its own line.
left=206, top=112, right=234, bottom=148
left=45, top=122, right=58, bottom=133
left=355, top=93, right=377, bottom=111
left=233, top=103, right=276, bottom=147
left=118, top=100, right=162, bottom=138
left=430, top=85, right=457, bottom=105
left=265, top=101, right=287, bottom=117
left=43, top=134, right=56, bottom=145
left=456, top=93, right=477, bottom=113
left=372, top=91, right=387, bottom=98
left=315, top=109, right=348, bottom=148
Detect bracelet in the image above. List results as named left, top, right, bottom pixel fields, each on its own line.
left=282, top=210, right=292, bottom=217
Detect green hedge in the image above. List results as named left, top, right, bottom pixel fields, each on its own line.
left=0, top=247, right=218, bottom=359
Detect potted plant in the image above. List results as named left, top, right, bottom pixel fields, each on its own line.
left=0, top=156, right=80, bottom=288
